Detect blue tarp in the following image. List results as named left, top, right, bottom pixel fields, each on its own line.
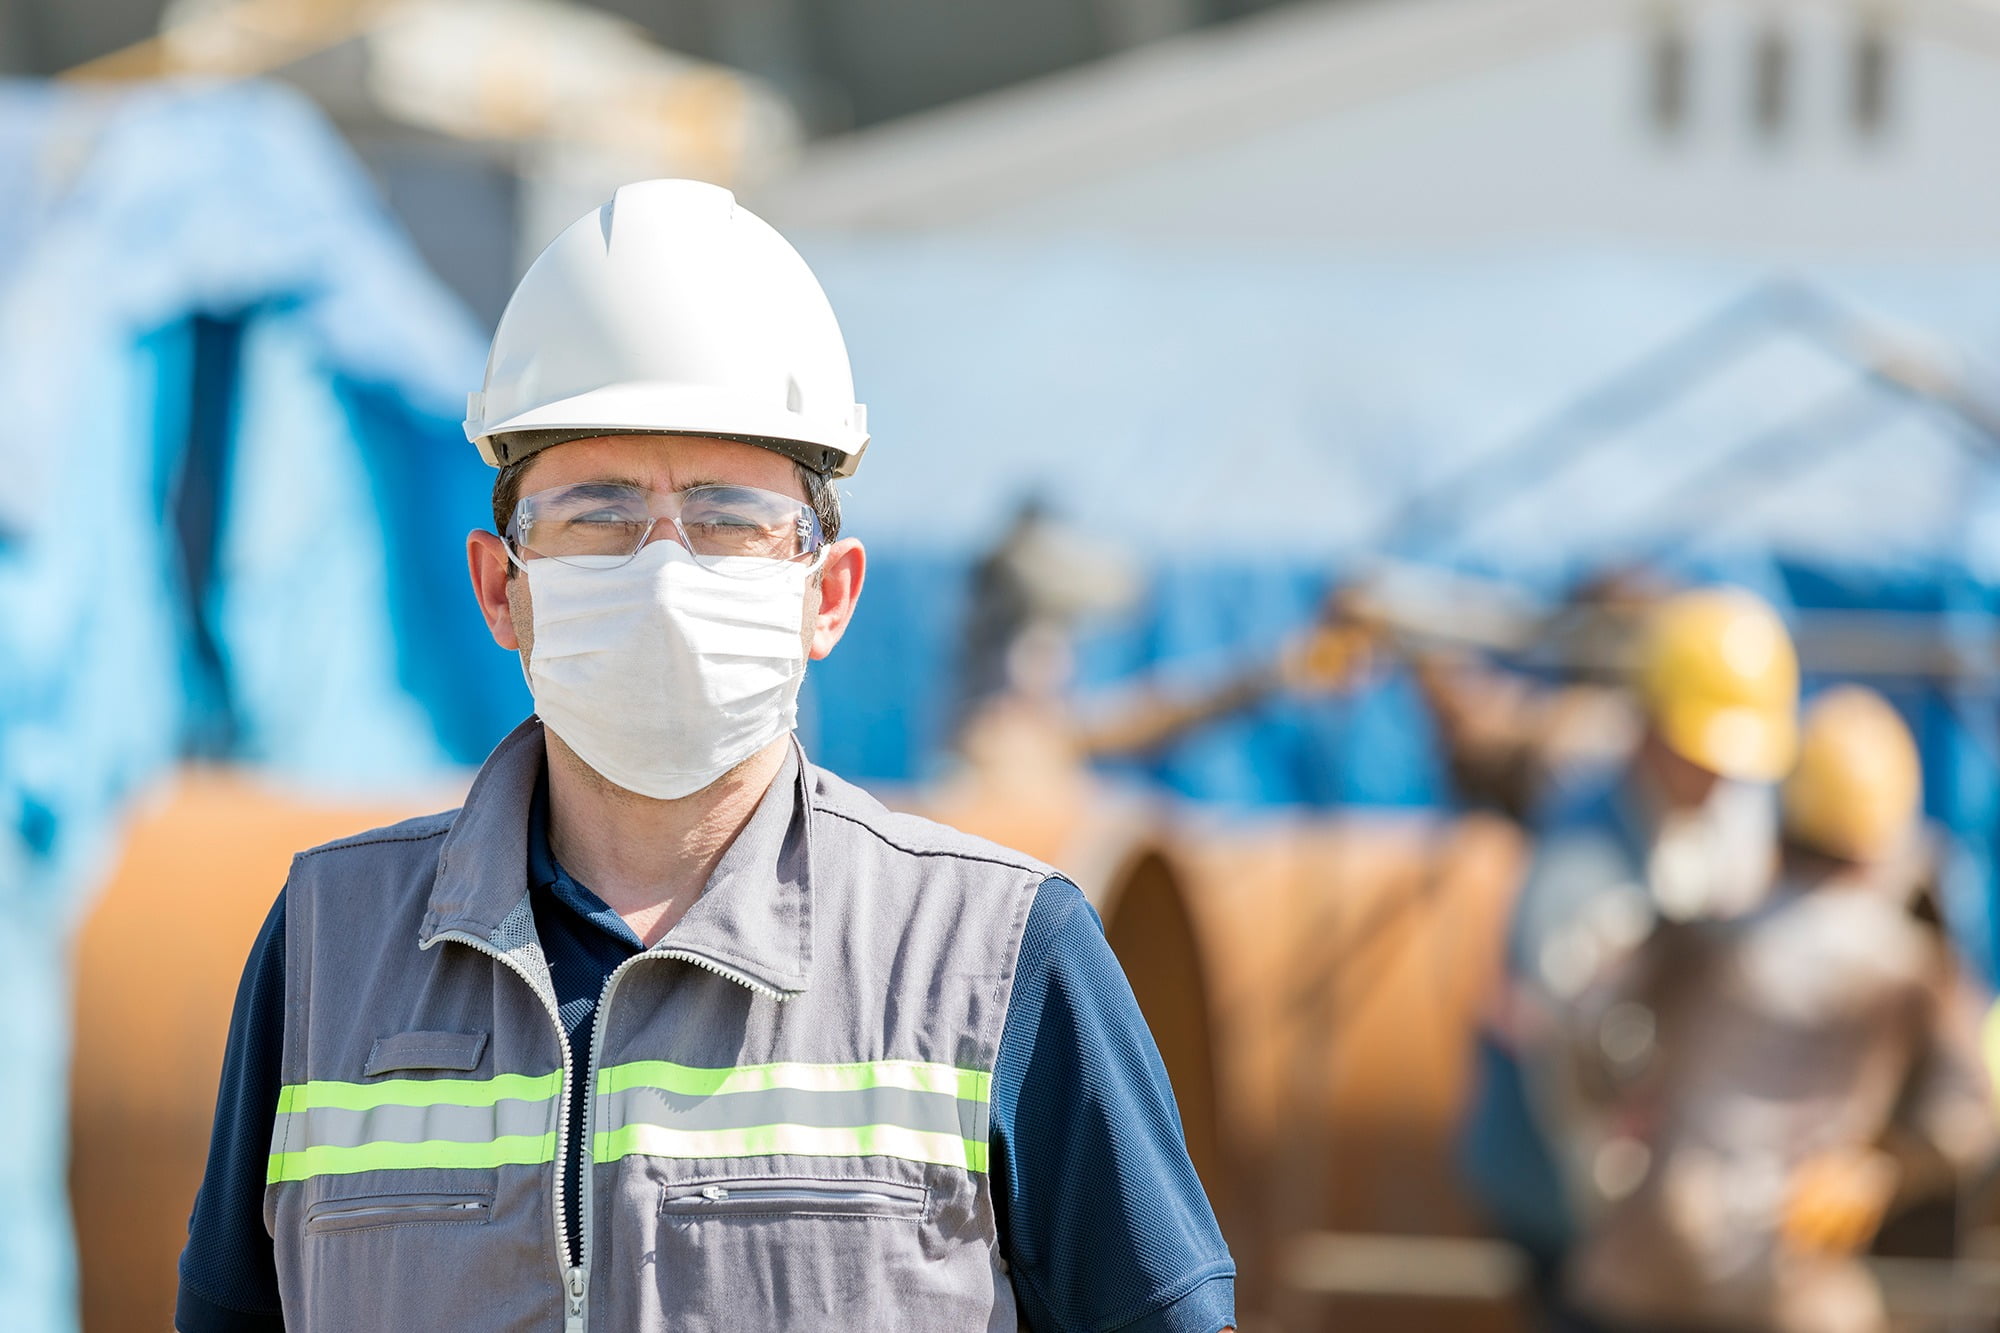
left=0, top=79, right=492, bottom=1328
left=9, top=77, right=2000, bottom=1329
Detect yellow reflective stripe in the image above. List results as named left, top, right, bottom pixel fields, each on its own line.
left=274, top=1070, right=562, bottom=1113
left=595, top=1121, right=988, bottom=1173
left=265, top=1132, right=558, bottom=1184
left=596, top=1058, right=990, bottom=1104
left=264, top=1063, right=997, bottom=1185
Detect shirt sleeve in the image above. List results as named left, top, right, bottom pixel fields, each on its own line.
left=176, top=889, right=288, bottom=1333
left=992, top=875, right=1237, bottom=1333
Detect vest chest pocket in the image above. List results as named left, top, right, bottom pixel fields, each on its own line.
left=630, top=1175, right=948, bottom=1329
left=305, top=1190, right=494, bottom=1235
left=659, top=1176, right=929, bottom=1222
left=363, top=1029, right=489, bottom=1076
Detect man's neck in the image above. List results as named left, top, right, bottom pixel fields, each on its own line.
left=543, top=731, right=791, bottom=948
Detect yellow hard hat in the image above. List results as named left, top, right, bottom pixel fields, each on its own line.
left=1782, top=686, right=1921, bottom=863
left=1637, top=587, right=1799, bottom=782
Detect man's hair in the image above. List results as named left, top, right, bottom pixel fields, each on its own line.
left=492, top=450, right=843, bottom=554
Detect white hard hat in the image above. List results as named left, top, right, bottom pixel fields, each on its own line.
left=464, top=179, right=869, bottom=477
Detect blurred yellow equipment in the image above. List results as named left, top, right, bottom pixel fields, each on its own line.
left=1636, top=587, right=1799, bottom=781
left=1781, top=685, right=1922, bottom=863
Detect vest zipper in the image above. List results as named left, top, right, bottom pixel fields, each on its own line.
left=567, top=947, right=793, bottom=1327
left=571, top=953, right=648, bottom=1333
left=311, top=1199, right=489, bottom=1223
left=684, top=1183, right=919, bottom=1208
left=653, top=948, right=791, bottom=1001
left=565, top=1264, right=586, bottom=1332
left=423, top=929, right=581, bottom=1322
left=424, top=932, right=795, bottom=1332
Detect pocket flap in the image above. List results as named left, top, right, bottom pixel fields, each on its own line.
left=364, top=1030, right=489, bottom=1076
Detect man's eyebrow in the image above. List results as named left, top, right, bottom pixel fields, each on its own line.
left=568, top=475, right=735, bottom=492
left=554, top=475, right=651, bottom=494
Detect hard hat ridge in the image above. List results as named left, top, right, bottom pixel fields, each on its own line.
left=466, top=179, right=870, bottom=478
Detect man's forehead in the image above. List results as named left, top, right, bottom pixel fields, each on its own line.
left=524, top=434, right=798, bottom=492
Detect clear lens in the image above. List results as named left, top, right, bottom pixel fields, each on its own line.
left=514, top=483, right=655, bottom=560
left=510, top=481, right=823, bottom=575
left=678, top=485, right=814, bottom=561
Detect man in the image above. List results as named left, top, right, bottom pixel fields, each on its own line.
left=1458, top=586, right=1797, bottom=1310
left=176, top=180, right=1236, bottom=1332
left=1562, top=685, right=1997, bottom=1333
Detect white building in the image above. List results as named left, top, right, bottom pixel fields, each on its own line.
left=756, top=0, right=2000, bottom=258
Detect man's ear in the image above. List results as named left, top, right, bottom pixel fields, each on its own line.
left=809, top=538, right=866, bottom=661
left=467, top=530, right=521, bottom=651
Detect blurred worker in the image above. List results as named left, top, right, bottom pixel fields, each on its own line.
left=935, top=498, right=1372, bottom=850
left=1562, top=686, right=1997, bottom=1333
left=953, top=493, right=1142, bottom=733
left=1514, top=586, right=1796, bottom=970
left=1459, top=587, right=1798, bottom=1308
left=1403, top=566, right=1668, bottom=821
left=175, top=181, right=1237, bottom=1332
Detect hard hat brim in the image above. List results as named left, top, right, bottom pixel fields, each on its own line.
left=468, top=384, right=868, bottom=477
left=1656, top=699, right=1799, bottom=783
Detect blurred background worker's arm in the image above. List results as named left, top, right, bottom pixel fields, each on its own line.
left=1890, top=962, right=2000, bottom=1200
left=1780, top=960, right=1998, bottom=1260
left=1805, top=946, right=2000, bottom=1246
left=1782, top=1146, right=1902, bottom=1257
left=1077, top=617, right=1375, bottom=760
left=1406, top=650, right=1639, bottom=823
left=952, top=499, right=1374, bottom=769
left=1362, top=564, right=1662, bottom=820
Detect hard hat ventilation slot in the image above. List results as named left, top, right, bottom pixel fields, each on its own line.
left=785, top=376, right=804, bottom=415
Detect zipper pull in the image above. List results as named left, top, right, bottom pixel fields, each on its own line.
left=565, top=1265, right=586, bottom=1332
left=700, top=1186, right=728, bottom=1202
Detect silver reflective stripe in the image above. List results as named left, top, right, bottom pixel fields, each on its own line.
left=274, top=1096, right=559, bottom=1152
left=599, top=1084, right=976, bottom=1141
left=266, top=1068, right=567, bottom=1183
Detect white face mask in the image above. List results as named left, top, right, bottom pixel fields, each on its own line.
left=518, top=541, right=821, bottom=799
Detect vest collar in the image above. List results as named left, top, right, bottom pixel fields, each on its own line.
left=424, top=716, right=543, bottom=943
left=653, top=738, right=811, bottom=999
left=422, top=717, right=814, bottom=999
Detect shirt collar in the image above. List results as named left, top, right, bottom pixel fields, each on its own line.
left=424, top=717, right=814, bottom=999
left=528, top=769, right=643, bottom=953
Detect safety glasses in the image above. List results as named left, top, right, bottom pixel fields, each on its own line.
left=507, top=480, right=824, bottom=577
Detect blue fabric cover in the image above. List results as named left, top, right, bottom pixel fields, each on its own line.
left=0, top=79, right=490, bottom=1329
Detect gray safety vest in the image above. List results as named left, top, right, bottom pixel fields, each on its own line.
left=264, top=719, right=1046, bottom=1331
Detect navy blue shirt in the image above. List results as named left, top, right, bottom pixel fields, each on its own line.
left=177, top=775, right=1235, bottom=1333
